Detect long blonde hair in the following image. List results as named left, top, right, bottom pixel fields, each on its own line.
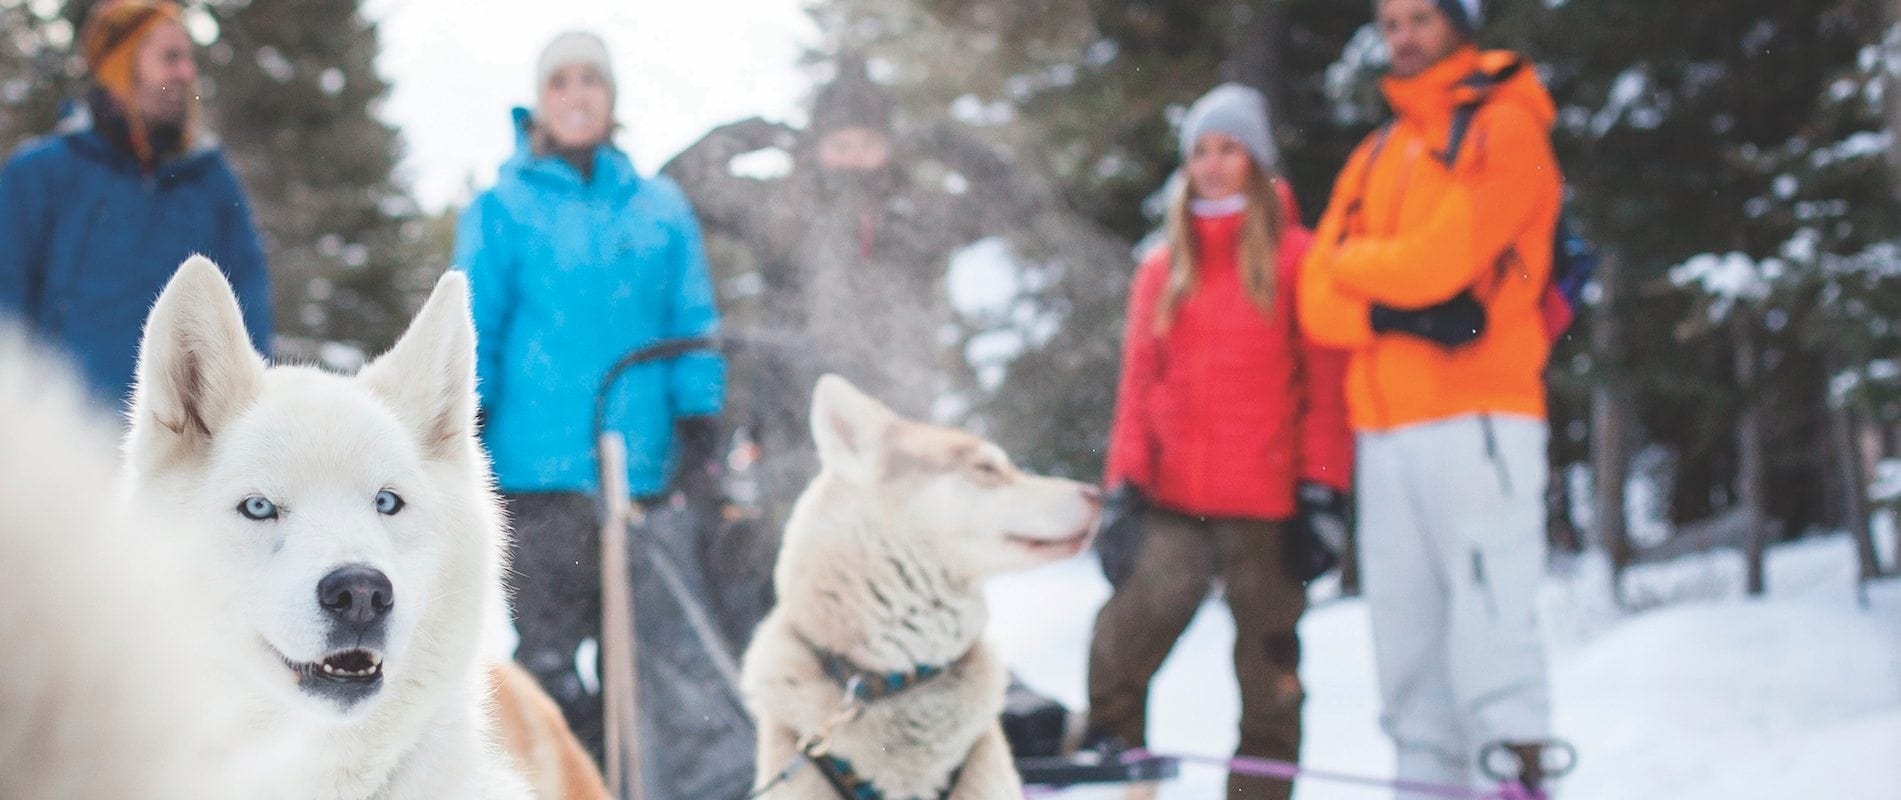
left=1152, top=164, right=1285, bottom=336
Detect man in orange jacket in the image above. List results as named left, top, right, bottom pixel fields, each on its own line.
left=1298, top=0, right=1562, bottom=796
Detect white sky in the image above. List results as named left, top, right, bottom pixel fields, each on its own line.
left=366, top=0, right=819, bottom=212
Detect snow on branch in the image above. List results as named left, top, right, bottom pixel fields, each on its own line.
left=1669, top=251, right=1781, bottom=321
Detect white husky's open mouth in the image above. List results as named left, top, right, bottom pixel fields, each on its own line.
left=277, top=646, right=387, bottom=709
left=298, top=648, right=385, bottom=682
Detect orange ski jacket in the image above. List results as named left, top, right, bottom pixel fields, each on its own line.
left=1298, top=47, right=1563, bottom=432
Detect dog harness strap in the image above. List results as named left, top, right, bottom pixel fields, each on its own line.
left=816, top=650, right=946, bottom=702
left=804, top=750, right=962, bottom=800
left=799, top=633, right=962, bottom=702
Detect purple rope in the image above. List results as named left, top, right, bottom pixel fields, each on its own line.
left=1124, top=748, right=1538, bottom=800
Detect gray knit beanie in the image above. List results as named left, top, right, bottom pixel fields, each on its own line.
left=1178, top=83, right=1278, bottom=170
left=536, top=31, right=616, bottom=100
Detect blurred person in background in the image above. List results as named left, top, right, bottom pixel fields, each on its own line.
left=453, top=29, right=727, bottom=781
left=0, top=0, right=271, bottom=410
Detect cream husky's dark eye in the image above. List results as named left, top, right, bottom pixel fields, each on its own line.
left=237, top=495, right=279, bottom=521
left=374, top=490, right=405, bottom=515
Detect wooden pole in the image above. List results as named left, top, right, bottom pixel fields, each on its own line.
left=598, top=433, right=645, bottom=799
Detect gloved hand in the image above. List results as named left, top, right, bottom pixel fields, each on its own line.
left=1370, top=290, right=1487, bottom=348
left=1285, top=481, right=1349, bottom=583
left=1095, top=483, right=1149, bottom=589
left=673, top=415, right=725, bottom=518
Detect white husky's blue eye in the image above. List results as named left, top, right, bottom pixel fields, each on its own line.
left=374, top=490, right=405, bottom=516
left=237, top=495, right=279, bottom=521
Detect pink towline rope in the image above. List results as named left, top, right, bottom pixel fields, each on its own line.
left=1123, top=749, right=1541, bottom=800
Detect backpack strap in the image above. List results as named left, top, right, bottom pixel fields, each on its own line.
left=1439, top=58, right=1524, bottom=167
left=1439, top=101, right=1480, bottom=168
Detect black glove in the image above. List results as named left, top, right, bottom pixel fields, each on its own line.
left=1370, top=291, right=1487, bottom=348
left=673, top=415, right=725, bottom=516
left=1285, top=482, right=1349, bottom=583
left=1095, top=484, right=1148, bottom=589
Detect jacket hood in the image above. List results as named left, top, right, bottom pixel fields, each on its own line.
left=1381, top=47, right=1556, bottom=132
left=501, top=106, right=641, bottom=192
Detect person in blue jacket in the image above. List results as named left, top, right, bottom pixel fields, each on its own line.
left=0, top=0, right=271, bottom=409
left=454, top=30, right=726, bottom=765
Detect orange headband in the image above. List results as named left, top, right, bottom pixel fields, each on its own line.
left=80, top=0, right=188, bottom=168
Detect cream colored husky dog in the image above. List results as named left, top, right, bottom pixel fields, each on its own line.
left=121, top=257, right=529, bottom=799
left=741, top=375, right=1101, bottom=799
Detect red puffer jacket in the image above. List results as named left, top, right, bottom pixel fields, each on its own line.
left=1102, top=194, right=1353, bottom=520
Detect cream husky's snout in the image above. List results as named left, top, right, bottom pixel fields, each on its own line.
left=810, top=373, right=1103, bottom=579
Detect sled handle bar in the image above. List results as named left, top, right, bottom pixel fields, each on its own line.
left=591, top=336, right=719, bottom=456
left=589, top=331, right=834, bottom=452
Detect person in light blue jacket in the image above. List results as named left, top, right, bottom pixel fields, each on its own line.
left=454, top=31, right=725, bottom=766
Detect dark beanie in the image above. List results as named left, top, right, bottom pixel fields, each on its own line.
left=1437, top=0, right=1482, bottom=36
left=811, top=54, right=894, bottom=135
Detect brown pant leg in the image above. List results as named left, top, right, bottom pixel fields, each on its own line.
left=1217, top=518, right=1309, bottom=800
left=1084, top=508, right=1219, bottom=747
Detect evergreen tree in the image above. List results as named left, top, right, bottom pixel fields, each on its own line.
left=0, top=1, right=80, bottom=156
left=196, top=0, right=428, bottom=362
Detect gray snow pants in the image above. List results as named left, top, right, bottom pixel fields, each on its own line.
left=1356, top=414, right=1553, bottom=798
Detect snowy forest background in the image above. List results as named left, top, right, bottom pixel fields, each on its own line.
left=3, top=0, right=1898, bottom=600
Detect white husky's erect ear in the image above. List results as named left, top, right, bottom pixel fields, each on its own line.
left=358, top=271, right=476, bottom=461
left=809, top=374, right=898, bottom=484
left=126, top=256, right=267, bottom=472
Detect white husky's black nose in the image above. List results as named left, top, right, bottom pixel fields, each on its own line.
left=317, top=565, right=394, bottom=629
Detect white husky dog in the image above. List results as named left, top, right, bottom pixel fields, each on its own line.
left=740, top=375, right=1102, bottom=799
left=121, top=257, right=529, bottom=799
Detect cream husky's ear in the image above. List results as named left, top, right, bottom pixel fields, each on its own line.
left=358, top=271, right=476, bottom=461
left=126, top=256, right=267, bottom=473
left=809, top=374, right=898, bottom=484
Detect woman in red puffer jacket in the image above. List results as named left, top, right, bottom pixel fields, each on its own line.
left=1084, top=83, right=1352, bottom=800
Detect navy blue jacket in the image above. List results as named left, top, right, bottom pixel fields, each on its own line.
left=0, top=127, right=271, bottom=408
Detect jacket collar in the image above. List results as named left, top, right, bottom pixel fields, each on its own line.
left=503, top=106, right=641, bottom=195
left=1380, top=46, right=1484, bottom=127
left=64, top=124, right=220, bottom=184
left=1380, top=47, right=1556, bottom=133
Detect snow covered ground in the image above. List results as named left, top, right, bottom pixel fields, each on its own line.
left=986, top=534, right=1901, bottom=799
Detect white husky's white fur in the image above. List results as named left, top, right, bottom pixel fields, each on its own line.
left=0, top=327, right=265, bottom=799
left=120, top=256, right=529, bottom=799
left=740, top=375, right=1102, bottom=799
